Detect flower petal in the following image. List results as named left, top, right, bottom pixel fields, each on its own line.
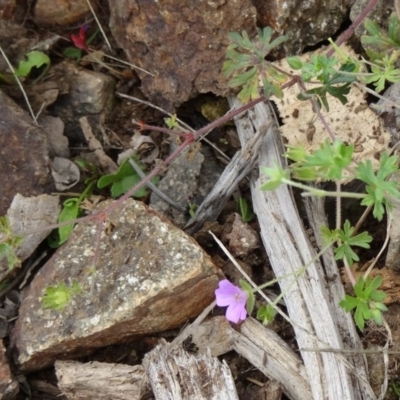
left=71, top=34, right=89, bottom=51
left=215, top=279, right=238, bottom=306
left=226, top=302, right=247, bottom=324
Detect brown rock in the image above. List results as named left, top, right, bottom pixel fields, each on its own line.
left=11, top=199, right=223, bottom=372
left=253, top=0, right=347, bottom=54
left=108, top=0, right=257, bottom=109
left=0, top=0, right=16, bottom=21
left=0, top=90, right=52, bottom=216
left=226, top=213, right=259, bottom=257
left=0, top=340, right=19, bottom=400
left=33, top=0, right=92, bottom=27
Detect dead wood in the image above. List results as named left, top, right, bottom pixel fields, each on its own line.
left=228, top=96, right=376, bottom=400
left=143, top=340, right=239, bottom=400
left=190, top=316, right=312, bottom=400
left=184, top=122, right=269, bottom=234
left=55, top=360, right=149, bottom=400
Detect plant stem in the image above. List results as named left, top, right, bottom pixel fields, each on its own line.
left=300, top=190, right=366, bottom=199
left=326, top=0, right=379, bottom=57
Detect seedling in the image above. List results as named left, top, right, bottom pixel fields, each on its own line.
left=0, top=217, right=22, bottom=270
left=238, top=197, right=254, bottom=222
left=223, top=27, right=288, bottom=103
left=41, top=281, right=82, bottom=311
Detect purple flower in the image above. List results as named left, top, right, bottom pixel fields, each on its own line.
left=215, top=279, right=248, bottom=323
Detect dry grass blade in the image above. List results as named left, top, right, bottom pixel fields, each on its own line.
left=0, top=46, right=37, bottom=125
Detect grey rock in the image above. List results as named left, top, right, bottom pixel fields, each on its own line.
left=38, top=115, right=69, bottom=159
left=150, top=146, right=204, bottom=227
left=0, top=194, right=60, bottom=282
left=49, top=61, right=115, bottom=141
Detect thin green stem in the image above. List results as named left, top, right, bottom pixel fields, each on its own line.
left=271, top=243, right=333, bottom=307
left=301, top=190, right=366, bottom=199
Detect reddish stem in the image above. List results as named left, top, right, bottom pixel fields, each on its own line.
left=326, top=0, right=378, bottom=57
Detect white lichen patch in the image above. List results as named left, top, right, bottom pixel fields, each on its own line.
left=83, top=247, right=94, bottom=257
left=271, top=45, right=390, bottom=177
left=90, top=315, right=100, bottom=326
left=126, top=274, right=139, bottom=286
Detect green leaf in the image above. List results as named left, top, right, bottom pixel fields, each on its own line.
left=97, top=157, right=158, bottom=198
left=370, top=275, right=382, bottom=290
left=320, top=225, right=337, bottom=247
left=228, top=66, right=257, bottom=88
left=365, top=52, right=400, bottom=93
left=339, top=295, right=360, bottom=312
left=239, top=197, right=254, bottom=222
left=388, top=12, right=400, bottom=43
left=240, top=279, right=255, bottom=316
left=334, top=220, right=372, bottom=265
left=364, top=18, right=383, bottom=38
left=354, top=303, right=367, bottom=330
left=356, top=153, right=400, bottom=220
left=256, top=304, right=276, bottom=325
left=48, top=198, right=81, bottom=248
left=287, top=56, right=303, bottom=70
left=340, top=275, right=388, bottom=330
left=63, top=47, right=83, bottom=61
left=110, top=174, right=142, bottom=198
left=303, top=139, right=353, bottom=180
left=14, top=51, right=50, bottom=77
left=237, top=72, right=260, bottom=103
left=260, top=165, right=289, bottom=191
left=223, top=27, right=288, bottom=103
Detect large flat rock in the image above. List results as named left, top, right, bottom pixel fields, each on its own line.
left=11, top=199, right=223, bottom=372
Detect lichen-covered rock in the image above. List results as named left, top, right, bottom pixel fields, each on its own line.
left=11, top=198, right=223, bottom=372
left=108, top=0, right=257, bottom=109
